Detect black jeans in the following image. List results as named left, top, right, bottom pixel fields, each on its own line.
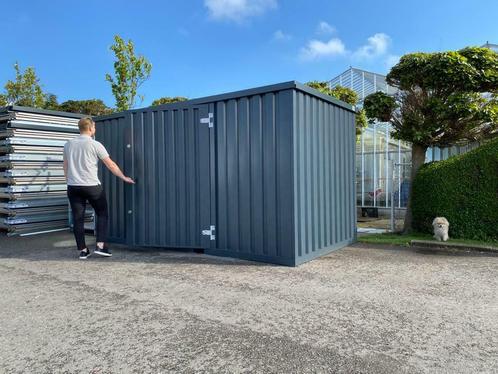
left=68, top=185, right=108, bottom=251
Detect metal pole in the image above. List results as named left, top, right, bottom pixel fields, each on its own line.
left=361, top=129, right=365, bottom=207
left=373, top=122, right=377, bottom=207
left=385, top=125, right=389, bottom=209
left=390, top=160, right=395, bottom=231
left=391, top=162, right=411, bottom=232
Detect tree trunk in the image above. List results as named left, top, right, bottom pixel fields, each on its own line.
left=403, top=144, right=427, bottom=233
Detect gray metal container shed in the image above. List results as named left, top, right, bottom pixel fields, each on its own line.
left=95, top=81, right=356, bottom=266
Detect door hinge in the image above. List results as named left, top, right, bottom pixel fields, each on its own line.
left=202, top=225, right=216, bottom=240
left=200, top=113, right=214, bottom=128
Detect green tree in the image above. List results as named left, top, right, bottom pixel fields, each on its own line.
left=151, top=96, right=188, bottom=106
left=363, top=47, right=498, bottom=233
left=58, top=99, right=113, bottom=116
left=105, top=35, right=152, bottom=111
left=306, top=81, right=368, bottom=136
left=0, top=94, right=7, bottom=107
left=3, top=62, right=47, bottom=108
left=44, top=94, right=60, bottom=110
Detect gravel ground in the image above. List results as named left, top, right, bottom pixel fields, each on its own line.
left=0, top=232, right=497, bottom=374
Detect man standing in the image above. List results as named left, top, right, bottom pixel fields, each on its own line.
left=63, top=117, right=134, bottom=259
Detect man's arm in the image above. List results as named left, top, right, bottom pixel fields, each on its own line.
left=101, top=156, right=135, bottom=184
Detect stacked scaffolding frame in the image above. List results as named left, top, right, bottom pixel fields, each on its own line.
left=0, top=106, right=89, bottom=236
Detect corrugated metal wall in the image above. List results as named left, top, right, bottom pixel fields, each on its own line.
left=129, top=105, right=212, bottom=249
left=207, top=89, right=295, bottom=264
left=293, top=90, right=356, bottom=264
left=96, top=82, right=356, bottom=266
left=98, top=115, right=129, bottom=244
left=97, top=104, right=213, bottom=249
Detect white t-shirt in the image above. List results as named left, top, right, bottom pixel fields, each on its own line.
left=63, top=135, right=109, bottom=186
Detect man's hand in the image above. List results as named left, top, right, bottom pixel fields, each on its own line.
left=102, top=157, right=135, bottom=184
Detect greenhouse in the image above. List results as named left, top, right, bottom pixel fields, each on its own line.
left=329, top=67, right=479, bottom=211
left=329, top=67, right=411, bottom=210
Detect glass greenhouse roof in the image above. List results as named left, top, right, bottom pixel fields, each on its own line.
left=328, top=67, right=397, bottom=103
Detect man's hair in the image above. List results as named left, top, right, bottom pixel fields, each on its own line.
left=78, top=117, right=95, bottom=132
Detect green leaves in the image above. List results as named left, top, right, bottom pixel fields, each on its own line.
left=363, top=91, right=397, bottom=123
left=105, top=35, right=152, bottom=112
left=58, top=99, right=113, bottom=116
left=151, top=96, right=188, bottom=106
left=305, top=81, right=366, bottom=136
left=412, top=137, right=498, bottom=240
left=365, top=47, right=498, bottom=147
left=2, top=62, right=54, bottom=109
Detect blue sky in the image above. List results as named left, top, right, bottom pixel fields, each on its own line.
left=3, top=0, right=497, bottom=107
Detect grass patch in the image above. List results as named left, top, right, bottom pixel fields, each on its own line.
left=358, top=232, right=498, bottom=248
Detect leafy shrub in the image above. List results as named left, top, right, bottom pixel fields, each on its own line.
left=412, top=138, right=498, bottom=241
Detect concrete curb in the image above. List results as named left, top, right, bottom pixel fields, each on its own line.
left=411, top=239, right=498, bottom=253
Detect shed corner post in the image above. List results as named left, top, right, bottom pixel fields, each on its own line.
left=290, top=88, right=300, bottom=264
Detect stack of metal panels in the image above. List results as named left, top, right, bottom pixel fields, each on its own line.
left=0, top=106, right=88, bottom=236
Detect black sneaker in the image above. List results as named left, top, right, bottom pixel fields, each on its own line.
left=94, top=246, right=112, bottom=257
left=79, top=248, right=91, bottom=260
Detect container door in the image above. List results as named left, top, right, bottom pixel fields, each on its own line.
left=97, top=114, right=132, bottom=245
left=128, top=104, right=215, bottom=250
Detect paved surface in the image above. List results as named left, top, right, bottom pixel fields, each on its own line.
left=0, top=232, right=497, bottom=374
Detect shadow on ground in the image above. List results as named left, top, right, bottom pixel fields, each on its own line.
left=0, top=231, right=272, bottom=267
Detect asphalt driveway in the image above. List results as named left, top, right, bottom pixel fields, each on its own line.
left=0, top=232, right=496, bottom=373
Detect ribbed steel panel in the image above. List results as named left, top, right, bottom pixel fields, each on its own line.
left=97, top=115, right=129, bottom=244
left=0, top=176, right=66, bottom=185
left=95, top=81, right=356, bottom=266
left=0, top=198, right=68, bottom=209
left=0, top=221, right=70, bottom=236
left=293, top=91, right=356, bottom=264
left=1, top=120, right=80, bottom=133
left=0, top=138, right=69, bottom=147
left=0, top=169, right=64, bottom=177
left=208, top=90, right=294, bottom=264
left=0, top=191, right=67, bottom=200
left=3, top=184, right=67, bottom=193
left=0, top=154, right=63, bottom=162
left=0, top=129, right=77, bottom=141
left=97, top=104, right=213, bottom=247
left=0, top=206, right=69, bottom=216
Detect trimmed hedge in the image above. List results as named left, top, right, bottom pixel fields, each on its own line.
left=412, top=138, right=498, bottom=241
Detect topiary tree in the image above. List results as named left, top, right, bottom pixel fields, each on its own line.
left=105, top=35, right=152, bottom=111
left=306, top=81, right=368, bottom=137
left=364, top=47, right=498, bottom=233
left=151, top=96, right=188, bottom=106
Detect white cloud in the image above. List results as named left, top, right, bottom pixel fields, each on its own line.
left=204, top=0, right=277, bottom=22
left=316, top=21, right=335, bottom=35
left=178, top=27, right=190, bottom=37
left=385, top=54, right=400, bottom=68
left=273, top=29, right=291, bottom=41
left=353, top=33, right=391, bottom=60
left=300, top=38, right=347, bottom=61
left=299, top=29, right=396, bottom=64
